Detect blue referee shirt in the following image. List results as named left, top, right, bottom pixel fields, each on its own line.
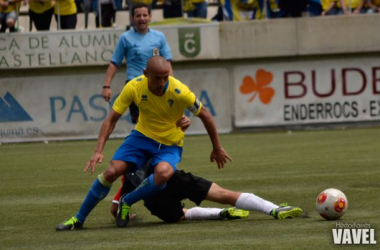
left=110, top=28, right=172, bottom=81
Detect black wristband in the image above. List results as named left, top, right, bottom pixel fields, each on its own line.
left=103, top=86, right=110, bottom=89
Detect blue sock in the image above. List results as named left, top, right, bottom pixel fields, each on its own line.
left=122, top=174, right=166, bottom=206
left=75, top=174, right=111, bottom=223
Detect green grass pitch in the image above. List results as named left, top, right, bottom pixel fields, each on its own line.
left=0, top=128, right=379, bottom=249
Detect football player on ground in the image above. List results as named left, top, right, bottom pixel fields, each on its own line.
left=110, top=166, right=303, bottom=223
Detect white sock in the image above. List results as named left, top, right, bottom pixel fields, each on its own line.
left=235, top=193, right=279, bottom=215
left=184, top=207, right=223, bottom=221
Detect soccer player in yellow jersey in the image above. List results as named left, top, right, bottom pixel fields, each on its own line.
left=56, top=56, right=232, bottom=230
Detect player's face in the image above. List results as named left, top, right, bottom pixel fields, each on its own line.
left=133, top=7, right=151, bottom=33
left=147, top=71, right=169, bottom=96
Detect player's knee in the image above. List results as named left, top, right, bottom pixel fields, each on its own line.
left=154, top=164, right=174, bottom=185
left=6, top=20, right=15, bottom=27
left=207, top=183, right=237, bottom=206
left=103, top=167, right=120, bottom=183
left=103, top=161, right=128, bottom=182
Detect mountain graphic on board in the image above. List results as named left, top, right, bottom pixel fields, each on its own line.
left=0, top=92, right=33, bottom=122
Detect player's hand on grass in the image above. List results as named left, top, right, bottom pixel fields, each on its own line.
left=176, top=116, right=191, bottom=132
left=84, top=152, right=104, bottom=174
left=210, top=147, right=232, bottom=169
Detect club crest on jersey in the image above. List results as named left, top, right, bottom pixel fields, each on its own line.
left=153, top=48, right=159, bottom=56
left=141, top=95, right=148, bottom=101
left=168, top=99, right=174, bottom=107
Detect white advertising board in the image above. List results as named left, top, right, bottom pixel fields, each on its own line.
left=0, top=68, right=231, bottom=143
left=234, top=57, right=380, bottom=127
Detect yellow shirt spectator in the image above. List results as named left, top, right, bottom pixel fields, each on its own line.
left=54, top=0, right=77, bottom=16
left=321, top=0, right=338, bottom=10
left=132, top=0, right=153, bottom=5
left=338, top=0, right=363, bottom=9
left=0, top=0, right=21, bottom=13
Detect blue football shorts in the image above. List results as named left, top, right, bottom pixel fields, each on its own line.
left=112, top=130, right=183, bottom=171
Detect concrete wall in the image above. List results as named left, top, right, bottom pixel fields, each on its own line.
left=219, top=14, right=380, bottom=59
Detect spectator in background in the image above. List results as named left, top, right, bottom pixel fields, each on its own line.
left=307, top=0, right=322, bottom=16
left=278, top=0, right=307, bottom=17
left=185, top=0, right=207, bottom=18
left=77, top=0, right=92, bottom=29
left=265, top=0, right=284, bottom=18
left=211, top=0, right=224, bottom=21
left=28, top=0, right=55, bottom=31
left=366, top=0, right=380, bottom=13
left=321, top=0, right=339, bottom=15
left=220, top=0, right=256, bottom=21
left=163, top=0, right=182, bottom=18
left=338, top=0, right=366, bottom=14
left=54, top=0, right=77, bottom=30
left=93, top=0, right=119, bottom=27
left=253, top=0, right=321, bottom=19
left=0, top=0, right=20, bottom=32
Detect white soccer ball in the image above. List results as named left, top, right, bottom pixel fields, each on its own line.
left=316, top=188, right=348, bottom=220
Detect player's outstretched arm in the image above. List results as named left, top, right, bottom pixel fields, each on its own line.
left=197, top=107, right=232, bottom=169
left=84, top=110, right=122, bottom=174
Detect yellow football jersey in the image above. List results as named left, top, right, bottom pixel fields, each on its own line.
left=113, top=75, right=203, bottom=146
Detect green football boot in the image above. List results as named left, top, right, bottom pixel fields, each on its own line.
left=271, top=203, right=303, bottom=219
left=220, top=207, right=250, bottom=220
left=116, top=196, right=131, bottom=227
left=56, top=217, right=83, bottom=231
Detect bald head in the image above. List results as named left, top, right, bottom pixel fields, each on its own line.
left=144, top=56, right=170, bottom=96
left=146, top=56, right=170, bottom=74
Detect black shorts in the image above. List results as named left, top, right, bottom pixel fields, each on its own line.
left=29, top=7, right=54, bottom=31
left=143, top=170, right=212, bottom=223
left=54, top=13, right=77, bottom=30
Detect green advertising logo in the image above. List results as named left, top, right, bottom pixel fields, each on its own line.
left=179, top=28, right=201, bottom=58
